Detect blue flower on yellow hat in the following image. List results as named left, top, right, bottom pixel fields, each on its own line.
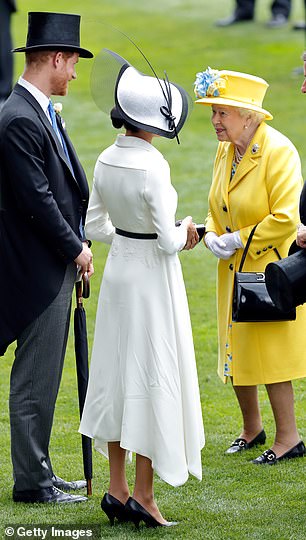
left=194, top=67, right=226, bottom=99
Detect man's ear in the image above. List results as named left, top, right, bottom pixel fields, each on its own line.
left=53, top=51, right=63, bottom=68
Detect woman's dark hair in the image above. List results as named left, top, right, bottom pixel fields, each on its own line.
left=110, top=107, right=139, bottom=133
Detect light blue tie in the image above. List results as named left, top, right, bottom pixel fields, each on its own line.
left=48, top=100, right=62, bottom=141
left=48, top=100, right=74, bottom=174
left=48, top=101, right=83, bottom=237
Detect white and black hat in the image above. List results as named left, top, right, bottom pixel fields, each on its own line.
left=91, top=49, right=191, bottom=141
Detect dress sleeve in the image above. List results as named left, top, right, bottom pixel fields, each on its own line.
left=143, top=156, right=187, bottom=255
left=85, top=161, right=115, bottom=244
left=205, top=210, right=218, bottom=234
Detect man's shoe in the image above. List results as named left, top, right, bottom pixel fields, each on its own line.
left=293, top=21, right=306, bottom=31
left=52, top=475, right=86, bottom=491
left=252, top=441, right=306, bottom=465
left=225, top=429, right=266, bottom=454
left=13, top=486, right=87, bottom=503
left=266, top=14, right=288, bottom=28
left=215, top=14, right=253, bottom=27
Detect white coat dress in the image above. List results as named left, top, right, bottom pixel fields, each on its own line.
left=79, top=134, right=204, bottom=487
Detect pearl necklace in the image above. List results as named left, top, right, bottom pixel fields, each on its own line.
left=234, top=128, right=257, bottom=164
left=234, top=145, right=244, bottom=163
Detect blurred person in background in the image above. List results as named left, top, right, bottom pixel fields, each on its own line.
left=216, top=0, right=293, bottom=28
left=292, top=0, right=306, bottom=29
left=0, top=0, right=17, bottom=111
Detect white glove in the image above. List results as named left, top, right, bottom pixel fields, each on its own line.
left=219, top=231, right=243, bottom=251
left=205, top=232, right=236, bottom=259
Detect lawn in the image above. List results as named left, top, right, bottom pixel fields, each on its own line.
left=1, top=1, right=306, bottom=539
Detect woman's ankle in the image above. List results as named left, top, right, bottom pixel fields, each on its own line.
left=132, top=491, right=154, bottom=507
left=108, top=487, right=130, bottom=504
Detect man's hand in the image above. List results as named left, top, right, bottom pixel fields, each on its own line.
left=297, top=223, right=306, bottom=248
left=74, top=242, right=94, bottom=277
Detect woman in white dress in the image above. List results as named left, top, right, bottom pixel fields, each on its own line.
left=79, top=50, right=205, bottom=528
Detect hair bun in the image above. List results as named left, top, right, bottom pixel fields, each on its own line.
left=110, top=107, right=124, bottom=129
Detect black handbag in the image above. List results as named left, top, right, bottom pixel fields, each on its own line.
left=232, top=225, right=296, bottom=322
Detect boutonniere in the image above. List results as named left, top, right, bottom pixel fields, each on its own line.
left=53, top=102, right=66, bottom=129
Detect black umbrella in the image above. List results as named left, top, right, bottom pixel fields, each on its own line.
left=74, top=272, right=92, bottom=496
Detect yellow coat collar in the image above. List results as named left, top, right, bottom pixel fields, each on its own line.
left=220, top=122, right=265, bottom=202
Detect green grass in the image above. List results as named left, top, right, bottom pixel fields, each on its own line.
left=1, top=0, right=306, bottom=538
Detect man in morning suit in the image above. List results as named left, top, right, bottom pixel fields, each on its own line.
left=0, top=12, right=94, bottom=503
left=0, top=0, right=17, bottom=110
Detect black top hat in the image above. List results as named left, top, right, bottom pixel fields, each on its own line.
left=266, top=248, right=306, bottom=312
left=12, top=12, right=93, bottom=58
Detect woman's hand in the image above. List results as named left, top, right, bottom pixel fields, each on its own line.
left=205, top=231, right=235, bottom=259
left=219, top=231, right=243, bottom=251
left=181, top=216, right=199, bottom=250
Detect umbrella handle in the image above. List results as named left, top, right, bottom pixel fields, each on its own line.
left=76, top=272, right=90, bottom=302
left=82, top=272, right=90, bottom=299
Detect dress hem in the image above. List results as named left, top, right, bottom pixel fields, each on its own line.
left=79, top=430, right=203, bottom=487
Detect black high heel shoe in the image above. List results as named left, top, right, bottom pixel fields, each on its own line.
left=125, top=497, right=177, bottom=528
left=101, top=493, right=128, bottom=525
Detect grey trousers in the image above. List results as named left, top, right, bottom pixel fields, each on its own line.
left=9, top=263, right=76, bottom=491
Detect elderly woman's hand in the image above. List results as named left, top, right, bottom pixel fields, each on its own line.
left=205, top=232, right=235, bottom=259
left=219, top=231, right=243, bottom=251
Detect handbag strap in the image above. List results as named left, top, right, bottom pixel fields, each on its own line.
left=239, top=225, right=257, bottom=272
left=238, top=225, right=281, bottom=272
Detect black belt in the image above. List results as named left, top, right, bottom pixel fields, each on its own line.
left=115, top=228, right=157, bottom=240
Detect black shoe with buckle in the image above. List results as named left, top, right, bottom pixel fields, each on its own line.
left=252, top=441, right=306, bottom=465
left=52, top=475, right=86, bottom=491
left=225, top=429, right=266, bottom=454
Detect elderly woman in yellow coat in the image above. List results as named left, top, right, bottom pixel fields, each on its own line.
left=195, top=68, right=306, bottom=464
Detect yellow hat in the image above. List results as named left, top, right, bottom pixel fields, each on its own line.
left=194, top=68, right=273, bottom=120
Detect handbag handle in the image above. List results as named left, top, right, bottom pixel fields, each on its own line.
left=239, top=225, right=281, bottom=272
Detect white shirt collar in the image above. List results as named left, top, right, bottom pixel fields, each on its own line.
left=18, top=76, right=51, bottom=122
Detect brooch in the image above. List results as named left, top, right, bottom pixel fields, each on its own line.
left=251, top=143, right=259, bottom=154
